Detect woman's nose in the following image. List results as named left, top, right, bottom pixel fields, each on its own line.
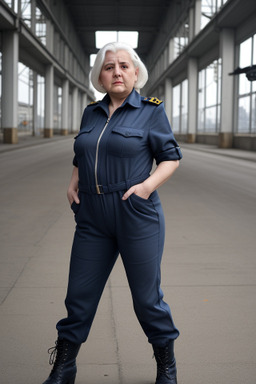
left=113, top=66, right=121, bottom=77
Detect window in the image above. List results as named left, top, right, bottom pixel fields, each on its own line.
left=37, top=75, right=45, bottom=132
left=4, top=2, right=47, bottom=45
left=172, top=85, right=180, bottom=133
left=174, top=18, right=189, bottom=60
left=201, top=0, right=228, bottom=30
left=237, top=34, right=256, bottom=133
left=54, top=86, right=62, bottom=130
left=18, top=63, right=32, bottom=104
left=90, top=31, right=139, bottom=68
left=95, top=31, right=138, bottom=49
left=181, top=80, right=188, bottom=133
left=35, top=7, right=47, bottom=45
left=21, top=0, right=31, bottom=28
left=18, top=63, right=33, bottom=131
left=3, top=0, right=18, bottom=13
left=172, top=80, right=188, bottom=133
left=198, top=59, right=222, bottom=132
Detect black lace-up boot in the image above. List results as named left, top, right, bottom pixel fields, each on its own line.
left=42, top=338, right=81, bottom=384
left=153, top=341, right=177, bottom=384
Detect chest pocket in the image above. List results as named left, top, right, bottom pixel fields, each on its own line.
left=74, top=126, right=95, bottom=155
left=74, top=125, right=94, bottom=139
left=108, top=126, right=144, bottom=157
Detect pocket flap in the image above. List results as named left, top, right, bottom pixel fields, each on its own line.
left=74, top=126, right=94, bottom=138
left=112, top=126, right=143, bottom=138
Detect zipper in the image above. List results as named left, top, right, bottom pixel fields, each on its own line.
left=94, top=117, right=110, bottom=194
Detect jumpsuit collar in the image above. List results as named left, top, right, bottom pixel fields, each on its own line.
left=96, top=88, right=141, bottom=116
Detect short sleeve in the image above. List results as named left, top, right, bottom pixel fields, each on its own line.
left=148, top=103, right=182, bottom=165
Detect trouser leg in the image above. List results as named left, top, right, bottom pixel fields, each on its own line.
left=120, top=241, right=179, bottom=345
left=56, top=229, right=118, bottom=344
left=117, top=191, right=179, bottom=346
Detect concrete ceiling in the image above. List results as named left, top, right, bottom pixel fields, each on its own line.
left=63, top=0, right=174, bottom=62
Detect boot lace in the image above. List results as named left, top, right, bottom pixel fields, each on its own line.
left=154, top=345, right=176, bottom=381
left=47, top=339, right=64, bottom=366
left=154, top=346, right=170, bottom=375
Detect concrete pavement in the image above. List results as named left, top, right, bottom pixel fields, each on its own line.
left=0, top=135, right=256, bottom=384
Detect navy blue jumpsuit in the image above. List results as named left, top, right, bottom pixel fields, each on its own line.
left=56, top=89, right=182, bottom=347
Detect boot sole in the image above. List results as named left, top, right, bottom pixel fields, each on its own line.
left=42, top=375, right=76, bottom=384
left=67, top=377, right=76, bottom=384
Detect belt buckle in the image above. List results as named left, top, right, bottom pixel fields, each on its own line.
left=96, top=185, right=104, bottom=194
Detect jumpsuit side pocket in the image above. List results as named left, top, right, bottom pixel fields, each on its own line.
left=129, top=190, right=159, bottom=218
left=70, top=200, right=80, bottom=215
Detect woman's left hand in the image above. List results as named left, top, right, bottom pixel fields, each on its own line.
left=121, top=161, right=180, bottom=201
left=122, top=183, right=151, bottom=201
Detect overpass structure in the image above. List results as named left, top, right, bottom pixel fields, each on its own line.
left=0, top=0, right=256, bottom=150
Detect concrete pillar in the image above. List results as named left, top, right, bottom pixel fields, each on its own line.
left=44, top=64, right=54, bottom=138
left=32, top=71, right=40, bottom=136
left=77, top=91, right=81, bottom=120
left=164, top=78, right=172, bottom=124
left=187, top=57, right=198, bottom=143
left=64, top=44, right=69, bottom=69
left=2, top=31, right=19, bottom=144
left=188, top=0, right=202, bottom=40
left=46, top=19, right=54, bottom=54
left=168, top=38, right=175, bottom=64
left=61, top=79, right=69, bottom=135
left=30, top=0, right=36, bottom=33
left=158, top=85, right=165, bottom=101
left=195, top=0, right=202, bottom=36
left=72, top=87, right=78, bottom=132
left=219, top=28, right=235, bottom=148
left=82, top=93, right=88, bottom=110
left=189, top=7, right=194, bottom=42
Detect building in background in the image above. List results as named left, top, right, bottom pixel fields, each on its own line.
left=0, top=0, right=255, bottom=150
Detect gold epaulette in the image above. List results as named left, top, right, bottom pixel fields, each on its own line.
left=142, top=97, right=163, bottom=106
left=88, top=100, right=99, bottom=106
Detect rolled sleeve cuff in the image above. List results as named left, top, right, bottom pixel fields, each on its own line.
left=155, top=146, right=183, bottom=165
left=73, top=156, right=78, bottom=167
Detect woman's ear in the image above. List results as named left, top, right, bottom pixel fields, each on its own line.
left=135, top=67, right=139, bottom=82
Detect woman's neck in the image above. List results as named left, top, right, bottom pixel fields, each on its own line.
left=108, top=97, right=126, bottom=118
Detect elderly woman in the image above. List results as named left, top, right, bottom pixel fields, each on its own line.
left=42, top=42, right=182, bottom=384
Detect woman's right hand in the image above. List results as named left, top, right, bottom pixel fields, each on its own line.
left=67, top=167, right=80, bottom=205
left=67, top=186, right=80, bottom=205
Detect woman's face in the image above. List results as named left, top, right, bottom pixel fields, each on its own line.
left=99, top=50, right=139, bottom=100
